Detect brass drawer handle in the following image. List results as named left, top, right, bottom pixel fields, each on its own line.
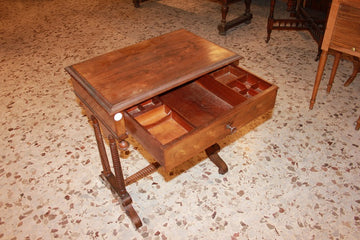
left=226, top=123, right=237, bottom=134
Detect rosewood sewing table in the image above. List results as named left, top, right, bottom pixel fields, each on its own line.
left=65, top=29, right=278, bottom=228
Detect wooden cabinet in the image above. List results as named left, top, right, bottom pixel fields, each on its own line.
left=309, top=0, right=360, bottom=129
left=65, top=29, right=278, bottom=228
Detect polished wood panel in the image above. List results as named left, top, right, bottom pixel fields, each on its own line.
left=66, top=29, right=240, bottom=114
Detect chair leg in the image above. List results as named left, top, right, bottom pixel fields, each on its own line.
left=310, top=50, right=328, bottom=109
left=327, top=52, right=341, bottom=93
left=344, top=57, right=360, bottom=87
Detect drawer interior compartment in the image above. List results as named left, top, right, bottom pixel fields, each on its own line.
left=160, top=80, right=235, bottom=127
left=210, top=65, right=272, bottom=99
left=126, top=103, right=194, bottom=145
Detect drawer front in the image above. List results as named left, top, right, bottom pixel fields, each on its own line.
left=125, top=65, right=278, bottom=171
left=163, top=86, right=277, bottom=171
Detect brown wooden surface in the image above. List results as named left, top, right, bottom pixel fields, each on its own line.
left=322, top=2, right=360, bottom=57
left=66, top=30, right=278, bottom=227
left=66, top=29, right=241, bottom=115
left=125, top=65, right=278, bottom=171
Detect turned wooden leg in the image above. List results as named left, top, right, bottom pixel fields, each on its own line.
left=218, top=0, right=229, bottom=35
left=244, top=0, right=252, bottom=23
left=344, top=57, right=360, bottom=87
left=327, top=52, right=341, bottom=93
left=108, top=135, right=142, bottom=229
left=205, top=144, right=228, bottom=175
left=91, top=116, right=112, bottom=177
left=310, top=50, right=329, bottom=109
left=266, top=0, right=275, bottom=43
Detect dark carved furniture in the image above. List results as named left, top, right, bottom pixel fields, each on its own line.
left=133, top=0, right=252, bottom=35
left=266, top=0, right=332, bottom=59
left=309, top=0, right=360, bottom=130
left=217, top=0, right=252, bottom=35
left=65, top=29, right=278, bottom=228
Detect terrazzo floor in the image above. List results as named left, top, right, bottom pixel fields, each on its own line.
left=1, top=0, right=359, bottom=239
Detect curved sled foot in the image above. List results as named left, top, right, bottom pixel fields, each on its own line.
left=205, top=144, right=228, bottom=175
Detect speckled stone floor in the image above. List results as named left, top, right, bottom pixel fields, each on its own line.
left=1, top=0, right=359, bottom=239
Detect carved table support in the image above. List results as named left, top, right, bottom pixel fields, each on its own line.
left=218, top=0, right=253, bottom=35
left=205, top=143, right=228, bottom=174
left=91, top=116, right=142, bottom=229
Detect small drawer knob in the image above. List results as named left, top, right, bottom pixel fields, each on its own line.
left=114, top=112, right=123, bottom=121
left=352, top=47, right=356, bottom=52
left=226, top=123, right=237, bottom=134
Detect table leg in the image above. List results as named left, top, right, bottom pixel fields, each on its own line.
left=218, top=0, right=252, bottom=35
left=205, top=143, right=228, bottom=174
left=327, top=51, right=341, bottom=93
left=310, top=50, right=328, bottom=109
left=91, top=116, right=142, bottom=229
left=108, top=135, right=143, bottom=229
left=266, top=0, right=276, bottom=43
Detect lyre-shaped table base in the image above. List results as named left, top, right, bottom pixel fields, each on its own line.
left=91, top=116, right=229, bottom=228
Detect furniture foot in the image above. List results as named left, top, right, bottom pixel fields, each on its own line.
left=205, top=143, right=228, bottom=174
left=108, top=135, right=142, bottom=228
left=99, top=173, right=142, bottom=229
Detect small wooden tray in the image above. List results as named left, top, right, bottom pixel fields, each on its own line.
left=210, top=65, right=272, bottom=99
left=127, top=104, right=193, bottom=145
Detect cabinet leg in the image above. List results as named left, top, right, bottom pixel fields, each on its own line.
left=205, top=144, right=228, bottom=175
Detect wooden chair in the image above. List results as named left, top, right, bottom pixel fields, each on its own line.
left=309, top=0, right=360, bottom=130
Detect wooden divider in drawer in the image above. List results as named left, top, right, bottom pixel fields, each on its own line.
left=209, top=65, right=272, bottom=99
left=126, top=100, right=193, bottom=145
left=125, top=69, right=277, bottom=171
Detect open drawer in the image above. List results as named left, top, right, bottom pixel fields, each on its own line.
left=124, top=64, right=278, bottom=171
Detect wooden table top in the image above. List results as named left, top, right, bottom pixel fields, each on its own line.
left=65, top=29, right=241, bottom=114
